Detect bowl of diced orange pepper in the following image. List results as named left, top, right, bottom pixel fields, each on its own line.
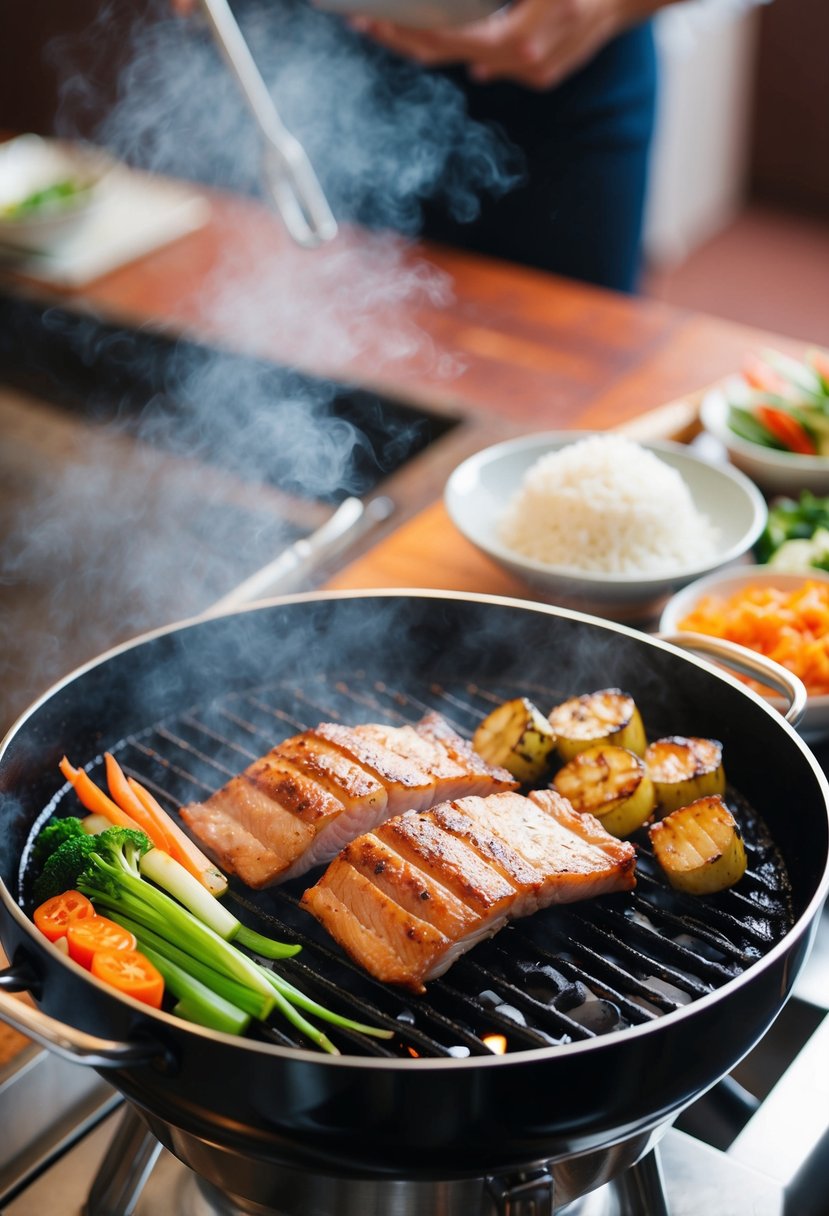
left=660, top=567, right=829, bottom=739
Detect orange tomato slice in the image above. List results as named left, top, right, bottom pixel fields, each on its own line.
left=90, top=949, right=165, bottom=1009
left=67, top=916, right=136, bottom=970
left=33, top=890, right=96, bottom=943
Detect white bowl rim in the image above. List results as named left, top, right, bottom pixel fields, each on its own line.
left=701, top=386, right=829, bottom=473
left=445, top=430, right=768, bottom=590
left=660, top=564, right=829, bottom=625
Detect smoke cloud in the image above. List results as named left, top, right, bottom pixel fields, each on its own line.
left=1, top=0, right=522, bottom=730
left=89, top=0, right=520, bottom=232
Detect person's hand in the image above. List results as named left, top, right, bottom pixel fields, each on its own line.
left=350, top=0, right=661, bottom=90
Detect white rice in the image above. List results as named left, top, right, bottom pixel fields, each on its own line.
left=498, top=435, right=720, bottom=575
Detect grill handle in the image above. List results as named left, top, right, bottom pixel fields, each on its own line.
left=0, top=961, right=171, bottom=1070
left=656, top=632, right=807, bottom=728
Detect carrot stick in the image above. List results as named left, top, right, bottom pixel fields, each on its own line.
left=59, top=758, right=143, bottom=832
left=104, top=753, right=177, bottom=854
left=127, top=776, right=227, bottom=897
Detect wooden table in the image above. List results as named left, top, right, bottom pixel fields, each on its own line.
left=16, top=186, right=795, bottom=435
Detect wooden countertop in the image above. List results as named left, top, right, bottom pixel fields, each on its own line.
left=3, top=183, right=801, bottom=550
left=7, top=184, right=799, bottom=438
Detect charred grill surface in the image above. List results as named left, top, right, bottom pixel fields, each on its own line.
left=24, top=672, right=793, bottom=1059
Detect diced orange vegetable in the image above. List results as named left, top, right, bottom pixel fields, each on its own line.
left=126, top=776, right=227, bottom=896
left=33, top=890, right=96, bottom=943
left=91, top=949, right=165, bottom=1008
left=67, top=916, right=137, bottom=970
left=59, top=758, right=142, bottom=832
left=678, top=579, right=829, bottom=697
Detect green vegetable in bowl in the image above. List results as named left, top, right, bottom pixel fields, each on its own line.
left=767, top=528, right=829, bottom=574
left=755, top=490, right=829, bottom=567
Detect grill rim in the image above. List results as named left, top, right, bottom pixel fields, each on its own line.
left=3, top=586, right=828, bottom=1072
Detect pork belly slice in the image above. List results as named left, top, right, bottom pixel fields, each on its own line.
left=180, top=714, right=516, bottom=890
left=314, top=715, right=512, bottom=814
left=429, top=789, right=635, bottom=917
left=301, top=790, right=636, bottom=993
left=301, top=839, right=511, bottom=989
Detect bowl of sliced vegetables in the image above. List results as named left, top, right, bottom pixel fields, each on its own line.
left=660, top=565, right=829, bottom=740
left=701, top=347, right=829, bottom=496
left=0, top=134, right=111, bottom=253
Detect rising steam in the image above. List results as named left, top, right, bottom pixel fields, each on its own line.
left=0, top=0, right=522, bottom=731
left=92, top=0, right=520, bottom=233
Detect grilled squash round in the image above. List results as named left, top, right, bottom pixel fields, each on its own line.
left=645, top=736, right=725, bottom=814
left=648, top=795, right=747, bottom=894
left=548, top=689, right=646, bottom=762
left=553, top=745, right=656, bottom=838
left=473, top=697, right=557, bottom=783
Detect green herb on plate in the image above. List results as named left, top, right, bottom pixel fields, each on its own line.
left=1, top=178, right=89, bottom=221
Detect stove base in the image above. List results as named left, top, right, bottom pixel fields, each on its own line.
left=3, top=1103, right=784, bottom=1216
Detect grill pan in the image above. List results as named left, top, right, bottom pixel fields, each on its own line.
left=1, top=591, right=827, bottom=1184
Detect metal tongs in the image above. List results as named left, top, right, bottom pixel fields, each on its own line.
left=199, top=0, right=338, bottom=248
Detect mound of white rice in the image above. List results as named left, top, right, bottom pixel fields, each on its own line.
left=498, top=435, right=720, bottom=575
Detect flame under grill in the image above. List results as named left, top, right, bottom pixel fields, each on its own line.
left=37, top=672, right=793, bottom=1059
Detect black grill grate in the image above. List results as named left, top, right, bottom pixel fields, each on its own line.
left=38, top=672, right=794, bottom=1059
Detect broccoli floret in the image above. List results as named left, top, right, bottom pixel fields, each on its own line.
left=87, top=827, right=152, bottom=883
left=32, top=834, right=98, bottom=905
left=32, top=816, right=88, bottom=868
left=31, top=825, right=152, bottom=907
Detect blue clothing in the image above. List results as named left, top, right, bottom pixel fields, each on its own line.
left=420, top=22, right=659, bottom=293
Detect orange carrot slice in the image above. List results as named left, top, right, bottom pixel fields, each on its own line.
left=127, top=776, right=227, bottom=897
left=104, top=753, right=177, bottom=854
left=59, top=758, right=143, bottom=832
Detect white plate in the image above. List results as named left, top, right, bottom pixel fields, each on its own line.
left=445, top=431, right=767, bottom=622
left=701, top=386, right=829, bottom=497
left=660, top=566, right=829, bottom=740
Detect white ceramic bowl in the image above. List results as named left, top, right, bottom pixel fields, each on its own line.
left=444, top=431, right=767, bottom=622
left=660, top=566, right=829, bottom=740
left=701, top=385, right=829, bottom=497
left=0, top=135, right=111, bottom=254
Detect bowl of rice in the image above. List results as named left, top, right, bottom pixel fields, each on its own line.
left=444, top=431, right=767, bottom=620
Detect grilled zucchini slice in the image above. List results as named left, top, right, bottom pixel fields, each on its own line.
left=553, top=744, right=656, bottom=838
left=473, top=697, right=557, bottom=783
left=548, top=689, right=646, bottom=762
left=648, top=795, right=747, bottom=894
left=645, top=736, right=725, bottom=814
